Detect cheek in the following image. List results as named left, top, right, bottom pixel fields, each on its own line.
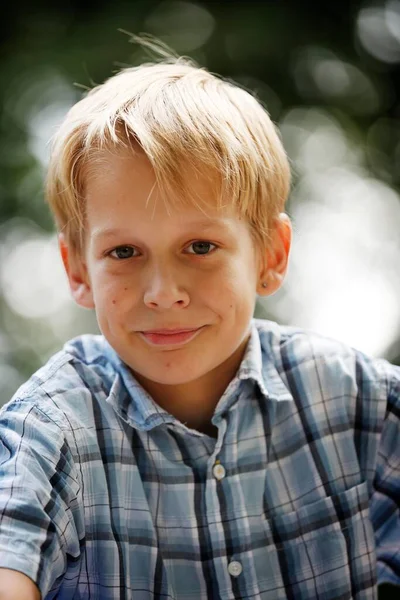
left=91, top=273, right=131, bottom=311
left=213, top=259, right=257, bottom=294
left=222, top=265, right=258, bottom=313
left=201, top=273, right=253, bottom=315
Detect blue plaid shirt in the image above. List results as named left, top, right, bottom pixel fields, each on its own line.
left=0, top=319, right=399, bottom=599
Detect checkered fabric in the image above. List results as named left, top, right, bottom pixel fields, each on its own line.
left=0, top=319, right=399, bottom=599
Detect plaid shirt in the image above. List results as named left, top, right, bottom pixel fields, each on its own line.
left=0, top=319, right=399, bottom=599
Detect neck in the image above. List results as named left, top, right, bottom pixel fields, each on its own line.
left=133, top=337, right=249, bottom=436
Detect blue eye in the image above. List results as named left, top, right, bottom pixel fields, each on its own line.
left=110, top=246, right=136, bottom=259
left=187, top=241, right=216, bottom=255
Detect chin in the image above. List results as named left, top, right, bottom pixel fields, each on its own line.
left=130, top=354, right=212, bottom=385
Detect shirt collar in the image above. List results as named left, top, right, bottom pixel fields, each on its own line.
left=240, top=320, right=294, bottom=403
left=106, top=357, right=175, bottom=432
left=105, top=319, right=293, bottom=431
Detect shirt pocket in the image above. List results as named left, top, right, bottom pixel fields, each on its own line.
left=260, top=481, right=377, bottom=599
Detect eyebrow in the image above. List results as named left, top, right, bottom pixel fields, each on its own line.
left=92, top=218, right=234, bottom=241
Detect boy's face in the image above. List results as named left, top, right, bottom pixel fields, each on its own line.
left=62, top=150, right=290, bottom=390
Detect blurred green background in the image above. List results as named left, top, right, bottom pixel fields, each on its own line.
left=1, top=0, right=400, bottom=405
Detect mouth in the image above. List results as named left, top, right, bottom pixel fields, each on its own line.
left=138, top=327, right=204, bottom=347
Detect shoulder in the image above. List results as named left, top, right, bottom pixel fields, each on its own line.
left=253, top=318, right=399, bottom=399
left=1, top=334, right=120, bottom=431
left=255, top=317, right=355, bottom=361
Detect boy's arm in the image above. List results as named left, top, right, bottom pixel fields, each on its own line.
left=0, top=398, right=82, bottom=598
left=370, top=361, right=400, bottom=588
left=0, top=569, right=41, bottom=600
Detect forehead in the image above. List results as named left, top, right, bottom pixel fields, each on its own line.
left=84, top=149, right=241, bottom=226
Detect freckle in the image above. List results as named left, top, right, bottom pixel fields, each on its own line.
left=124, top=287, right=128, bottom=291
left=112, top=299, right=116, bottom=305
left=230, top=304, right=233, bottom=308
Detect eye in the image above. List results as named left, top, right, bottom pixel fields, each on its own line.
left=186, top=241, right=217, bottom=255
left=109, top=246, right=137, bottom=260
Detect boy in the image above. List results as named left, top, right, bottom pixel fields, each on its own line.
left=0, top=46, right=399, bottom=600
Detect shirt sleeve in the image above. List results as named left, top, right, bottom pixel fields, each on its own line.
left=0, top=397, right=83, bottom=598
left=370, top=361, right=400, bottom=587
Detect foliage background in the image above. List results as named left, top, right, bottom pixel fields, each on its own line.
left=0, top=0, right=399, bottom=405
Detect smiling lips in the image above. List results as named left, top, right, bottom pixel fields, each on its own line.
left=139, top=327, right=204, bottom=346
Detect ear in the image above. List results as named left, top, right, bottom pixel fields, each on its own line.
left=59, top=234, right=95, bottom=309
left=257, top=213, right=292, bottom=296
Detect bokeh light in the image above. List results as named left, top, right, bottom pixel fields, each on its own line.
left=1, top=231, right=70, bottom=319
left=356, top=1, right=400, bottom=64
left=145, top=1, right=215, bottom=52
left=292, top=46, right=381, bottom=115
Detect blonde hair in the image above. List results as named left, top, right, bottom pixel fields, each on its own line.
left=46, top=39, right=291, bottom=252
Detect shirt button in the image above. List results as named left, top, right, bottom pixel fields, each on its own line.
left=212, top=463, right=226, bottom=480
left=228, top=560, right=242, bottom=577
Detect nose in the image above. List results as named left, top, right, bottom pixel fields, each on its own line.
left=143, top=265, right=190, bottom=310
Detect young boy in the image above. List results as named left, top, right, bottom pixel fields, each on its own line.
left=0, top=48, right=399, bottom=600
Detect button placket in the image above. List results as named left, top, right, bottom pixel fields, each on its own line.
left=205, top=419, right=236, bottom=593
